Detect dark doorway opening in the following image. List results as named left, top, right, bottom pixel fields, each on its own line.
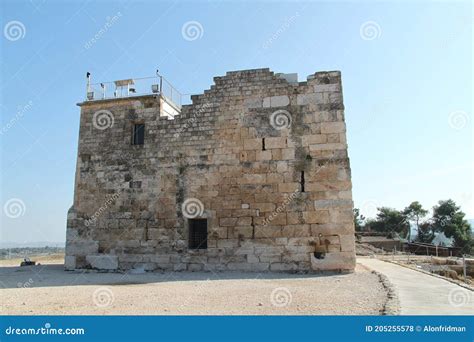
left=189, top=219, right=208, bottom=249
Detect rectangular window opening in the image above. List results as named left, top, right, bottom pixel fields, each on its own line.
left=189, top=219, right=208, bottom=249
left=132, top=123, right=145, bottom=145
left=300, top=171, right=305, bottom=192
left=262, top=138, right=266, bottom=151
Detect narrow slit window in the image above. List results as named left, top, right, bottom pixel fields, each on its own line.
left=300, top=171, right=305, bottom=192
left=262, top=138, right=266, bottom=151
left=132, top=124, right=145, bottom=145
left=189, top=219, right=208, bottom=249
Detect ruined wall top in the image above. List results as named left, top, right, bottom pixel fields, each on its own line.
left=79, top=68, right=342, bottom=109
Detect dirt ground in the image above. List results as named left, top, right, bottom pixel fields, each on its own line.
left=0, top=253, right=64, bottom=267
left=0, top=256, right=388, bottom=315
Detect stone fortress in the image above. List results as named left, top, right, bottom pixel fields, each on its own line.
left=65, top=68, right=355, bottom=272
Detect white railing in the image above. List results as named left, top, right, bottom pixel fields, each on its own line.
left=85, top=74, right=183, bottom=109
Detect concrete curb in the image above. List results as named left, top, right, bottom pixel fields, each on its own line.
left=382, top=259, right=474, bottom=292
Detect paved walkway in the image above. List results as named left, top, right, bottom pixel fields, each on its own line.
left=358, top=258, right=474, bottom=315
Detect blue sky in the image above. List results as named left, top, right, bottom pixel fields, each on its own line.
left=1, top=0, right=472, bottom=244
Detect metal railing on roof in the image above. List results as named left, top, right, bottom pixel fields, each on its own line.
left=85, top=72, right=182, bottom=109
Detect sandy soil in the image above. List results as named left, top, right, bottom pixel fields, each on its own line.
left=0, top=260, right=387, bottom=315
left=0, top=253, right=64, bottom=267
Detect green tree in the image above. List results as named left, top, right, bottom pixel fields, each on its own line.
left=417, top=221, right=435, bottom=243
left=369, top=207, right=410, bottom=237
left=403, top=201, right=428, bottom=241
left=353, top=208, right=366, bottom=231
left=431, top=199, right=472, bottom=252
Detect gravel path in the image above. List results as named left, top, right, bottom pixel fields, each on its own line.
left=0, top=263, right=387, bottom=315
left=358, top=258, right=474, bottom=315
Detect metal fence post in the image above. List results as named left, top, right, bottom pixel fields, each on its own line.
left=463, top=256, right=467, bottom=281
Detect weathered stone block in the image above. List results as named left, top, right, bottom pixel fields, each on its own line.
left=309, top=143, right=346, bottom=151
left=256, top=150, right=272, bottom=161
left=253, top=202, right=276, bottom=212
left=310, top=252, right=355, bottom=271
left=64, top=255, right=76, bottom=270
left=321, top=122, right=345, bottom=134
left=66, top=241, right=98, bottom=256
left=149, top=255, right=171, bottom=264
left=217, top=239, right=239, bottom=248
left=314, top=83, right=341, bottom=92
left=278, top=183, right=299, bottom=193
left=270, top=262, right=298, bottom=271
left=340, top=234, right=355, bottom=252
left=281, top=148, right=295, bottom=160
left=303, top=210, right=329, bottom=224
left=86, top=255, right=119, bottom=270
left=241, top=174, right=266, bottom=184
left=301, top=134, right=326, bottom=146
left=236, top=217, right=252, bottom=226
left=260, top=255, right=282, bottom=263
left=220, top=217, right=238, bottom=226
left=297, top=93, right=323, bottom=105
left=265, top=137, right=286, bottom=149
left=243, top=138, right=262, bottom=150
left=234, top=226, right=253, bottom=238
left=263, top=95, right=290, bottom=108
left=329, top=209, right=354, bottom=223
left=244, top=97, right=262, bottom=108
left=314, top=199, right=353, bottom=209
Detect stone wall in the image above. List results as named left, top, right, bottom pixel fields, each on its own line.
left=65, top=68, right=355, bottom=272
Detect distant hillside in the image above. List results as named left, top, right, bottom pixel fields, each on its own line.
left=0, top=241, right=65, bottom=249
left=0, top=246, right=64, bottom=261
